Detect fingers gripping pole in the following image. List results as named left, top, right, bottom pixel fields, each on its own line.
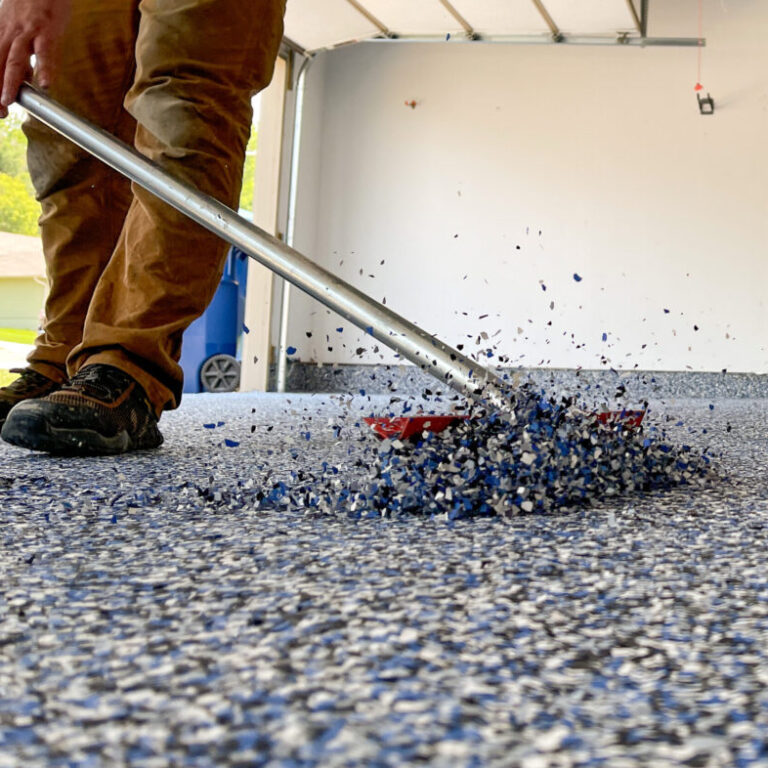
left=17, top=84, right=511, bottom=409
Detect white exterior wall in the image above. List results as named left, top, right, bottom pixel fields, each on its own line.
left=289, top=1, right=768, bottom=373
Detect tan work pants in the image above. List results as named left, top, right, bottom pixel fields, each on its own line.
left=23, top=0, right=285, bottom=415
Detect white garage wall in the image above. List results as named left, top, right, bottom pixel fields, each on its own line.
left=288, top=0, right=768, bottom=374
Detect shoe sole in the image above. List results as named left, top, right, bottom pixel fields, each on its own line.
left=1, top=408, right=162, bottom=456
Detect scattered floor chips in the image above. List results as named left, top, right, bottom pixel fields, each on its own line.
left=0, top=390, right=746, bottom=766
left=306, top=381, right=713, bottom=519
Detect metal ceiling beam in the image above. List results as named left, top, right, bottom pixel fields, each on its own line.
left=363, top=34, right=703, bottom=47
left=436, top=0, right=478, bottom=40
left=530, top=0, right=563, bottom=42
left=343, top=0, right=392, bottom=38
left=625, top=0, right=642, bottom=34
left=297, top=0, right=704, bottom=52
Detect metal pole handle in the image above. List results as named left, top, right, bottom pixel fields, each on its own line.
left=18, top=84, right=510, bottom=409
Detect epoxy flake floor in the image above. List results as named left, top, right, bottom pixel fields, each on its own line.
left=0, top=393, right=767, bottom=767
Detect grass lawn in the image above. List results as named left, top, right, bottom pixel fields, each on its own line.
left=0, top=328, right=37, bottom=345
left=0, top=328, right=37, bottom=386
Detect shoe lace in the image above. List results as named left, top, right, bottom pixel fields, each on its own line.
left=3, top=368, right=53, bottom=396
left=64, top=366, right=132, bottom=401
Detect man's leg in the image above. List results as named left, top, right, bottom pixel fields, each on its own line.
left=0, top=0, right=138, bottom=428
left=67, top=0, right=286, bottom=415
left=2, top=0, right=285, bottom=454
left=22, top=0, right=139, bottom=383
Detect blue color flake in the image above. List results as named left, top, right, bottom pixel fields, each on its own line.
left=573, top=273, right=582, bottom=282
left=602, top=333, right=608, bottom=342
left=224, top=439, right=240, bottom=448
left=286, top=346, right=297, bottom=355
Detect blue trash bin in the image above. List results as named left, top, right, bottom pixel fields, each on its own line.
left=180, top=249, right=246, bottom=393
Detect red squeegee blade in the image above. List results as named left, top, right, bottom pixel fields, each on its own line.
left=364, top=408, right=646, bottom=441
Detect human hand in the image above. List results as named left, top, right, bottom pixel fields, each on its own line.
left=0, top=0, right=70, bottom=118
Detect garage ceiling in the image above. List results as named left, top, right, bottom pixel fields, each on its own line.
left=283, top=0, right=701, bottom=54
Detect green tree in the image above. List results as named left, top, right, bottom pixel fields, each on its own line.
left=0, top=172, right=39, bottom=235
left=0, top=108, right=38, bottom=235
left=0, top=110, right=30, bottom=180
left=239, top=128, right=258, bottom=215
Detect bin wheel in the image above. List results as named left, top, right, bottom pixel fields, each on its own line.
left=200, top=354, right=240, bottom=393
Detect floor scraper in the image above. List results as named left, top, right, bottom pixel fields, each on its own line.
left=17, top=84, right=644, bottom=439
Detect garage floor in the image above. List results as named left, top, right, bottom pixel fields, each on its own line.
left=0, top=392, right=766, bottom=767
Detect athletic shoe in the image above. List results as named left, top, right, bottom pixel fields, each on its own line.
left=1, top=364, right=163, bottom=455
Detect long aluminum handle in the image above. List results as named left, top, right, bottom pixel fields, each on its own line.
left=18, top=84, right=510, bottom=408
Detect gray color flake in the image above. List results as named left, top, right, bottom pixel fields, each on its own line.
left=0, top=392, right=766, bottom=766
